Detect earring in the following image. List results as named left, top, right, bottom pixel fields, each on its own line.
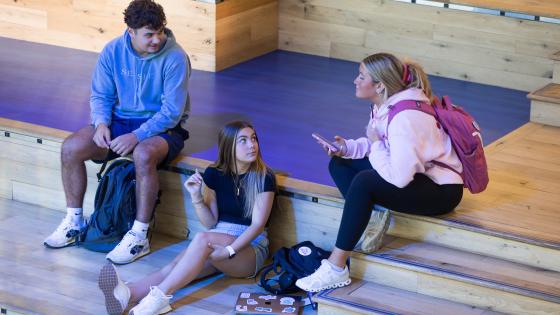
left=376, top=88, right=384, bottom=95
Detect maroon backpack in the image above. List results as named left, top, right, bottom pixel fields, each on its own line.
left=387, top=96, right=489, bottom=194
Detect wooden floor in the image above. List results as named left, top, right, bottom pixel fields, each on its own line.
left=446, top=122, right=560, bottom=246
left=0, top=198, right=314, bottom=315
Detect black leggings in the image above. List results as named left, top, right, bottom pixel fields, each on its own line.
left=329, top=157, right=463, bottom=251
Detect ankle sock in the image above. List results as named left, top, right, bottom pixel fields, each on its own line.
left=66, top=207, right=84, bottom=224
left=131, top=220, right=149, bottom=239
left=325, top=259, right=344, bottom=272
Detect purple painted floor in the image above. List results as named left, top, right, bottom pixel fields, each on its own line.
left=0, top=37, right=530, bottom=186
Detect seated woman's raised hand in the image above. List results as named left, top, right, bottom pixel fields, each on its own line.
left=184, top=169, right=204, bottom=202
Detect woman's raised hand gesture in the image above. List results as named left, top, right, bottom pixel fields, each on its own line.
left=184, top=169, right=204, bottom=201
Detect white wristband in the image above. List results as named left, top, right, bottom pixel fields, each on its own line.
left=225, top=245, right=236, bottom=258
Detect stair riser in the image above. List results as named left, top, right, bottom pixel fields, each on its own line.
left=350, top=258, right=560, bottom=315
left=318, top=303, right=385, bottom=315
left=391, top=215, right=560, bottom=272
left=530, top=100, right=560, bottom=127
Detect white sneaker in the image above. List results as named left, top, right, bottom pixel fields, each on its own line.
left=357, top=208, right=391, bottom=253
left=106, top=230, right=150, bottom=265
left=43, top=216, right=86, bottom=248
left=99, top=263, right=131, bottom=315
left=295, top=260, right=351, bottom=292
left=129, top=286, right=172, bottom=315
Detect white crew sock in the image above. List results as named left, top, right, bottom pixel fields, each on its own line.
left=325, top=259, right=344, bottom=272
left=131, top=220, right=149, bottom=239
left=66, top=207, right=84, bottom=224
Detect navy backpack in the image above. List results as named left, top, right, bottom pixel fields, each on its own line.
left=259, top=241, right=331, bottom=295
left=81, top=159, right=137, bottom=252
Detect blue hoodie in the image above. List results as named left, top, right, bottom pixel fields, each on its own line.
left=90, top=29, right=191, bottom=141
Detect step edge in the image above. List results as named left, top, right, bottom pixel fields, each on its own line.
left=316, top=289, right=397, bottom=315
left=3, top=117, right=559, bottom=250
left=527, top=83, right=560, bottom=104
left=394, top=212, right=560, bottom=250
left=355, top=253, right=560, bottom=304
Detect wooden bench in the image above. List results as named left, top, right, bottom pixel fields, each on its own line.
left=3, top=117, right=560, bottom=314
left=2, top=116, right=560, bottom=265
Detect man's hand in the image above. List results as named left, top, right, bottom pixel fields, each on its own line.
left=110, top=132, right=139, bottom=156
left=93, top=124, right=111, bottom=149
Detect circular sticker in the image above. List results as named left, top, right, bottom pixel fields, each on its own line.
left=298, top=246, right=312, bottom=256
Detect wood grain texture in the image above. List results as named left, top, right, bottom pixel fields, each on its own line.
left=528, top=83, right=560, bottom=104
left=530, top=100, right=560, bottom=127
left=0, top=198, right=316, bottom=315
left=553, top=61, right=560, bottom=84
left=317, top=280, right=503, bottom=315
left=352, top=245, right=560, bottom=315
left=430, top=0, right=560, bottom=18
left=0, top=0, right=277, bottom=72
left=279, top=0, right=557, bottom=91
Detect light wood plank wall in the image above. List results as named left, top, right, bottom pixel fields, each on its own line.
left=0, top=0, right=277, bottom=72
left=431, top=0, right=560, bottom=19
left=279, top=0, right=559, bottom=91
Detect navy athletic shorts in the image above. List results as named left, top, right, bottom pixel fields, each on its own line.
left=94, top=115, right=189, bottom=166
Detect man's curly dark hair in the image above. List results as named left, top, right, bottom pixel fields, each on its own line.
left=123, top=0, right=166, bottom=30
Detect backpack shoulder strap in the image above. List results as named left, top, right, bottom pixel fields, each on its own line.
left=388, top=100, right=435, bottom=125
left=386, top=100, right=436, bottom=139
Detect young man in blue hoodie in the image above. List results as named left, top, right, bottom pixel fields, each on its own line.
left=44, top=0, right=191, bottom=264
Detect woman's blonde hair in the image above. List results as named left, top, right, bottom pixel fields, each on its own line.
left=362, top=53, right=434, bottom=103
left=211, top=120, right=272, bottom=218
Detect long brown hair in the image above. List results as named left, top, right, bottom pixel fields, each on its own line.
left=211, top=121, right=271, bottom=218
left=362, top=53, right=434, bottom=103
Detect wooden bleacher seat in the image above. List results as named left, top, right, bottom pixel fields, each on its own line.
left=528, top=83, right=560, bottom=127
left=316, top=280, right=503, bottom=315
left=2, top=117, right=560, bottom=314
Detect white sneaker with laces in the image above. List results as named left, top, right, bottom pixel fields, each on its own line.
left=129, top=286, right=172, bottom=315
left=43, top=216, right=86, bottom=248
left=357, top=208, right=391, bottom=253
left=98, top=263, right=131, bottom=315
left=295, top=259, right=351, bottom=292
left=106, top=230, right=150, bottom=265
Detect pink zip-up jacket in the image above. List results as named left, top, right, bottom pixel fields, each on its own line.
left=343, top=88, right=463, bottom=188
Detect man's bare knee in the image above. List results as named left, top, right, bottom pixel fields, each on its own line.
left=62, top=126, right=104, bottom=163
left=133, top=145, right=161, bottom=174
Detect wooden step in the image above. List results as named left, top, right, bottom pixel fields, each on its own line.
left=553, top=51, right=560, bottom=84
left=350, top=237, right=560, bottom=315
left=2, top=117, right=560, bottom=274
left=528, top=83, right=560, bottom=126
left=315, top=280, right=503, bottom=315
left=389, top=210, right=560, bottom=273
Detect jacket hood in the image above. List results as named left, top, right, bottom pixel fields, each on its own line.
left=124, top=28, right=176, bottom=60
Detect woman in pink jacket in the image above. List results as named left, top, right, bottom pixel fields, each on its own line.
left=296, top=53, right=464, bottom=292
